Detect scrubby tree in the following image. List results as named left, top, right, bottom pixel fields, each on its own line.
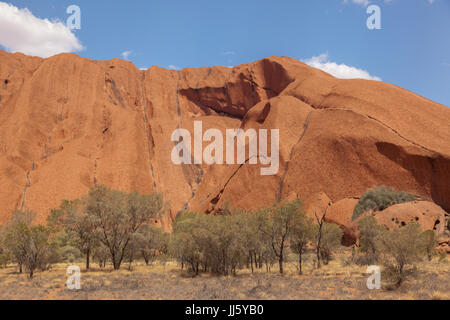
left=171, top=210, right=265, bottom=276
left=48, top=200, right=98, bottom=270
left=238, top=211, right=267, bottom=273
left=135, top=225, right=169, bottom=266
left=50, top=231, right=82, bottom=264
left=85, top=185, right=165, bottom=270
left=377, top=223, right=425, bottom=286
left=358, top=216, right=381, bottom=255
left=356, top=215, right=386, bottom=264
left=314, top=209, right=326, bottom=269
left=4, top=210, right=58, bottom=278
left=289, top=212, right=314, bottom=274
left=420, top=230, right=437, bottom=262
left=169, top=212, right=203, bottom=275
left=3, top=210, right=35, bottom=273
left=257, top=199, right=304, bottom=274
left=0, top=226, right=10, bottom=268
left=315, top=222, right=343, bottom=265
left=92, top=243, right=109, bottom=269
left=353, top=186, right=417, bottom=220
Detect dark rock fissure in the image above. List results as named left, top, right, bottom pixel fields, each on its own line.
left=140, top=72, right=157, bottom=190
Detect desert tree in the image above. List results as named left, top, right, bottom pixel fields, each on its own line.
left=169, top=212, right=202, bottom=275
left=316, top=222, right=343, bottom=265
left=377, top=223, right=426, bottom=286
left=170, top=211, right=248, bottom=276
left=135, top=225, right=170, bottom=266
left=420, top=230, right=437, bottom=262
left=356, top=215, right=386, bottom=264
left=238, top=211, right=264, bottom=273
left=49, top=230, right=82, bottom=264
left=289, top=212, right=314, bottom=274
left=0, top=225, right=10, bottom=268
left=314, top=209, right=326, bottom=269
left=212, top=213, right=246, bottom=276
left=4, top=210, right=58, bottom=278
left=353, top=186, right=417, bottom=220
left=92, top=243, right=109, bottom=268
left=257, top=199, right=304, bottom=274
left=85, top=185, right=165, bottom=270
left=3, top=210, right=35, bottom=273
left=48, top=199, right=98, bottom=270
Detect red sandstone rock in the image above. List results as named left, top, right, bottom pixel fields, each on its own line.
left=0, top=51, right=449, bottom=227
left=373, top=201, right=447, bottom=236
left=326, top=198, right=359, bottom=245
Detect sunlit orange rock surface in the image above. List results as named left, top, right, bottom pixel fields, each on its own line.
left=0, top=50, right=449, bottom=228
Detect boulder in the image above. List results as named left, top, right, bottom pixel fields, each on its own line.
left=326, top=198, right=359, bottom=246
left=373, top=201, right=447, bottom=237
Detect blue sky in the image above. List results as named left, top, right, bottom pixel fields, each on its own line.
left=1, top=0, right=450, bottom=106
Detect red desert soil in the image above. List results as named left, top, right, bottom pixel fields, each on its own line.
left=0, top=50, right=449, bottom=231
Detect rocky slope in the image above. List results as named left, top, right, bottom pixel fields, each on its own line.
left=0, top=50, right=449, bottom=230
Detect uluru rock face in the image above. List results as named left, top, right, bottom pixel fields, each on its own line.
left=0, top=50, right=449, bottom=226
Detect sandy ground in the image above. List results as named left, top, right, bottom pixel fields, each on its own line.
left=0, top=250, right=448, bottom=300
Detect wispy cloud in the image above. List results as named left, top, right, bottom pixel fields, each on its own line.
left=342, top=0, right=436, bottom=6
left=0, top=2, right=83, bottom=58
left=167, top=65, right=179, bottom=70
left=221, top=51, right=235, bottom=56
left=303, top=53, right=381, bottom=81
left=342, top=0, right=370, bottom=6
left=121, top=50, right=133, bottom=60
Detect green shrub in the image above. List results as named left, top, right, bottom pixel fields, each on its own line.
left=169, top=199, right=306, bottom=276
left=420, top=230, right=437, bottom=261
left=0, top=252, right=10, bottom=268
left=377, top=223, right=425, bottom=286
left=356, top=215, right=385, bottom=265
left=315, top=222, right=343, bottom=265
left=353, top=186, right=417, bottom=220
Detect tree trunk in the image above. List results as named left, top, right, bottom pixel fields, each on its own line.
left=315, top=210, right=326, bottom=269
left=279, top=240, right=285, bottom=274
left=112, top=253, right=121, bottom=270
left=86, top=249, right=90, bottom=270
left=279, top=253, right=283, bottom=274
left=316, top=248, right=321, bottom=269
left=299, top=251, right=303, bottom=275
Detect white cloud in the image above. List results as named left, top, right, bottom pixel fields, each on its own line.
left=303, top=53, right=381, bottom=81
left=342, top=0, right=435, bottom=6
left=121, top=50, right=133, bottom=60
left=221, top=51, right=235, bottom=56
left=167, top=65, right=179, bottom=70
left=0, top=2, right=83, bottom=58
left=342, top=0, right=371, bottom=6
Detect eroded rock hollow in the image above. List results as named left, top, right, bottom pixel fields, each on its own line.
left=0, top=50, right=449, bottom=229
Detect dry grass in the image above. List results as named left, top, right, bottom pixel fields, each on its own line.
left=0, top=249, right=448, bottom=300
